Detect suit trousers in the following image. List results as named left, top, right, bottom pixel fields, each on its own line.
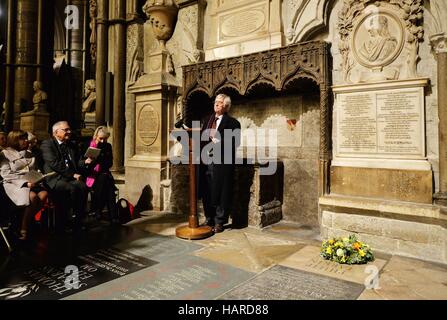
left=52, top=179, right=88, bottom=227
left=202, top=164, right=229, bottom=226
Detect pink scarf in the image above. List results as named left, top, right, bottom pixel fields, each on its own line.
left=86, top=139, right=100, bottom=188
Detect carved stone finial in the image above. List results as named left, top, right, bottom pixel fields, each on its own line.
left=143, top=0, right=179, bottom=49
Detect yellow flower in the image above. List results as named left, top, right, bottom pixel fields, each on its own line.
left=359, top=249, right=366, bottom=257
left=328, top=239, right=335, bottom=245
left=342, top=237, right=349, bottom=242
left=335, top=241, right=343, bottom=247
left=353, top=242, right=361, bottom=250
left=326, top=247, right=332, bottom=254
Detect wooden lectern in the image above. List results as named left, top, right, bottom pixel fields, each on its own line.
left=175, top=128, right=214, bottom=240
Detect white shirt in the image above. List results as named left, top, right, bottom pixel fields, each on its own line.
left=212, top=114, right=223, bottom=143
left=215, top=114, right=223, bottom=130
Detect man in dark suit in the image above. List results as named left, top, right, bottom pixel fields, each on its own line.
left=41, top=121, right=92, bottom=231
left=199, top=94, right=241, bottom=233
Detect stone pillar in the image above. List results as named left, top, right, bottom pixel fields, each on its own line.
left=4, top=0, right=16, bottom=131
left=432, top=34, right=447, bottom=206
left=95, top=0, right=107, bottom=125
left=126, top=1, right=179, bottom=210
left=13, top=0, right=38, bottom=128
left=70, top=0, right=85, bottom=69
left=36, top=0, right=44, bottom=82
left=111, top=0, right=127, bottom=172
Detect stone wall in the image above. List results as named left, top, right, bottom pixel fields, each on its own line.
left=321, top=208, right=447, bottom=264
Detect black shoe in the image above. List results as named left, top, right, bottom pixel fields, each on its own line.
left=213, top=224, right=224, bottom=233
left=202, top=219, right=215, bottom=227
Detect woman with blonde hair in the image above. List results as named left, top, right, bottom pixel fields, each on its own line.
left=0, top=130, right=48, bottom=240
left=85, top=126, right=118, bottom=223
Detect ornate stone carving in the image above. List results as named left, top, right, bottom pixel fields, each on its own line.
left=338, top=0, right=424, bottom=83
left=143, top=0, right=179, bottom=49
left=32, top=81, right=48, bottom=113
left=89, top=0, right=98, bottom=64
left=127, top=24, right=144, bottom=84
left=82, top=79, right=96, bottom=129
left=430, top=34, right=447, bottom=54
left=283, top=0, right=329, bottom=43
left=82, top=79, right=96, bottom=114
left=283, top=0, right=304, bottom=42
left=427, top=0, right=447, bottom=54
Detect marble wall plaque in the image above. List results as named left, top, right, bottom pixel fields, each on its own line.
left=137, top=104, right=159, bottom=148
left=336, top=86, right=425, bottom=159
left=220, top=9, right=266, bottom=39
left=219, top=265, right=364, bottom=300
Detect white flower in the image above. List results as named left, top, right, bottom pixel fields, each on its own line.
left=336, top=249, right=345, bottom=257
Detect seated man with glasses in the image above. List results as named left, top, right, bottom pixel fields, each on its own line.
left=41, top=121, right=93, bottom=232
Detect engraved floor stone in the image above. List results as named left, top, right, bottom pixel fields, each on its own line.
left=66, top=255, right=255, bottom=300
left=219, top=265, right=365, bottom=300
left=0, top=248, right=156, bottom=300
left=358, top=256, right=447, bottom=300
left=114, top=233, right=203, bottom=263
left=279, top=245, right=388, bottom=284
left=194, top=230, right=304, bottom=272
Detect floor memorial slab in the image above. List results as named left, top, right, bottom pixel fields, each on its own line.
left=66, top=255, right=255, bottom=300
left=0, top=247, right=156, bottom=300
left=279, top=245, right=388, bottom=284
left=358, top=256, right=447, bottom=300
left=194, top=230, right=304, bottom=273
left=219, top=265, right=365, bottom=300
left=114, top=233, right=203, bottom=263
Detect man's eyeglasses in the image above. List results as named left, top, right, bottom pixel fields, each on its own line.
left=58, top=128, right=72, bottom=132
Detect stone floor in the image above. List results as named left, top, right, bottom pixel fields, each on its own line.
left=0, top=211, right=446, bottom=300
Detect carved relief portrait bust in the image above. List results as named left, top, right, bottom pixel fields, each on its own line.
left=353, top=11, right=404, bottom=69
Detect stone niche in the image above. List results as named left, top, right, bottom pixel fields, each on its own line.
left=231, top=93, right=321, bottom=227
left=205, top=0, right=283, bottom=60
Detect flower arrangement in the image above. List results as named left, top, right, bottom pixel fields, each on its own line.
left=321, top=234, right=374, bottom=264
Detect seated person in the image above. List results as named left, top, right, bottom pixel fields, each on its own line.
left=0, top=130, right=48, bottom=240
left=0, top=131, right=6, bottom=151
left=41, top=121, right=92, bottom=231
left=85, top=126, right=118, bottom=223
left=27, top=131, right=44, bottom=172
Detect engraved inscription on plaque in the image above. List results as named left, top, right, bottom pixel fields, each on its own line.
left=377, top=91, right=421, bottom=154
left=219, top=265, right=364, bottom=300
left=219, top=9, right=266, bottom=41
left=137, top=105, right=159, bottom=148
left=337, top=88, right=424, bottom=159
left=338, top=93, right=377, bottom=153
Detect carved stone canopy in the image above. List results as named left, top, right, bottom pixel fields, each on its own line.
left=183, top=41, right=331, bottom=99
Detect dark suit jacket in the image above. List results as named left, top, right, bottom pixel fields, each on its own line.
left=199, top=113, right=241, bottom=209
left=41, top=138, right=88, bottom=189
